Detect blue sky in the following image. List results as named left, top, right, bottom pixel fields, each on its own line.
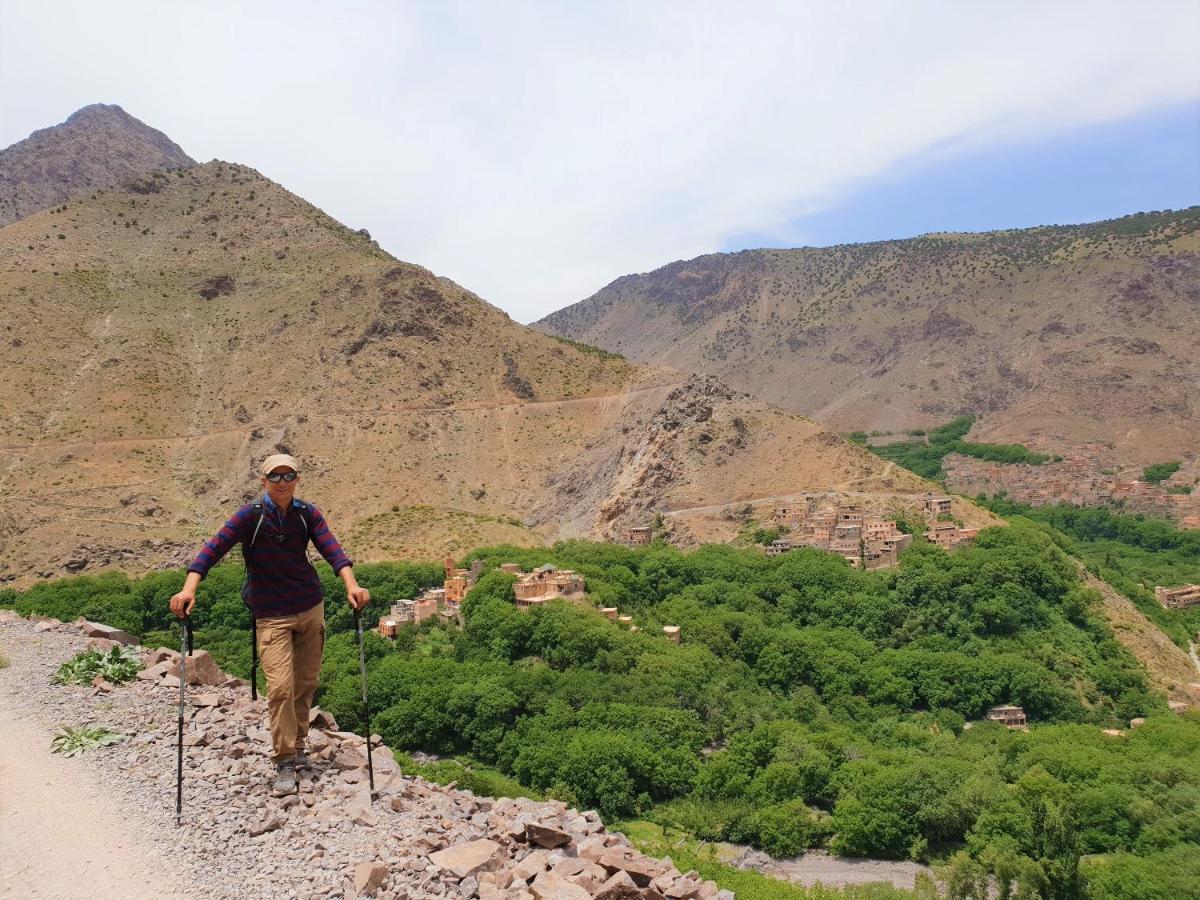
left=724, top=101, right=1200, bottom=251
left=2, top=2, right=1199, bottom=322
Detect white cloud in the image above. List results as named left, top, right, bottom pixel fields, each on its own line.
left=2, top=0, right=1197, bottom=321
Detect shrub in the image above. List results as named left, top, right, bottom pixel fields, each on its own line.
left=53, top=646, right=142, bottom=685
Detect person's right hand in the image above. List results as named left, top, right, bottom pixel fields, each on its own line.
left=169, top=590, right=196, bottom=619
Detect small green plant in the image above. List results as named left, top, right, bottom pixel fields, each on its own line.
left=52, top=646, right=142, bottom=686
left=50, top=725, right=125, bottom=757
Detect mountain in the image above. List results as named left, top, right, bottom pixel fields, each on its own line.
left=536, top=210, right=1200, bottom=467
left=0, top=103, right=195, bottom=227
left=0, top=112, right=973, bottom=585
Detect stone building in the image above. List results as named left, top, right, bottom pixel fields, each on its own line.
left=923, top=522, right=978, bottom=550
left=623, top=526, right=653, bottom=546
left=986, top=705, right=1028, bottom=729
left=1155, top=584, right=1200, bottom=610
left=923, top=494, right=954, bottom=518
left=513, top=564, right=586, bottom=609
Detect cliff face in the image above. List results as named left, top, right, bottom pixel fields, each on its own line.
left=537, top=209, right=1200, bottom=467
left=0, top=103, right=196, bottom=227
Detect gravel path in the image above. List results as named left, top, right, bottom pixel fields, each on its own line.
left=0, top=625, right=195, bottom=899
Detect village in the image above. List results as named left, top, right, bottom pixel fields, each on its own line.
left=943, top=447, right=1200, bottom=529
left=760, top=492, right=979, bottom=570
left=376, top=556, right=683, bottom=645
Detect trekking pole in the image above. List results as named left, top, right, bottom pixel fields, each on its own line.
left=353, top=607, right=377, bottom=798
left=250, top=617, right=258, bottom=701
left=176, top=615, right=192, bottom=826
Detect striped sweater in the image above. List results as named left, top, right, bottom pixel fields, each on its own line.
left=186, top=495, right=352, bottom=618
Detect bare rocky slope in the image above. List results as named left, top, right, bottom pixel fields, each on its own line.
left=0, top=110, right=966, bottom=587
left=536, top=210, right=1200, bottom=467
left=0, top=103, right=195, bottom=227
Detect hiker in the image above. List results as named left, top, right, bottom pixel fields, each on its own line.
left=169, top=453, right=369, bottom=794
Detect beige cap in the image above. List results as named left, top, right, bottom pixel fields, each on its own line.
left=260, top=453, right=299, bottom=476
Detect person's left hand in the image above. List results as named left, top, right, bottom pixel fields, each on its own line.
left=347, top=586, right=370, bottom=610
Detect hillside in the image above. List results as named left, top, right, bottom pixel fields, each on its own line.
left=0, top=104, right=195, bottom=227
left=0, top=121, right=955, bottom=586
left=537, top=210, right=1200, bottom=467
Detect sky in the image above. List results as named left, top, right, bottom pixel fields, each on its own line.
left=1, top=1, right=1198, bottom=323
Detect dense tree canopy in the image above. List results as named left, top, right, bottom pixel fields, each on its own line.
left=4, top=523, right=1197, bottom=898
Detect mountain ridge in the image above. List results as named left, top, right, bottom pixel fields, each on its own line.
left=536, top=207, right=1200, bottom=467
left=0, top=123, right=970, bottom=586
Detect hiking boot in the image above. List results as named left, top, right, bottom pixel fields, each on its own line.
left=272, top=759, right=297, bottom=795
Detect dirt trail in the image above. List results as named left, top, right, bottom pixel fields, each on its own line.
left=0, top=637, right=193, bottom=899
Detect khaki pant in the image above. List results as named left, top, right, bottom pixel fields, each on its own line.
left=256, top=602, right=325, bottom=762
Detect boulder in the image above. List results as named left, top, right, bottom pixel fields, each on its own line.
left=86, top=638, right=120, bottom=653
left=526, top=821, right=573, bottom=849
left=137, top=660, right=174, bottom=681
left=597, top=852, right=663, bottom=888
left=0, top=610, right=21, bottom=625
left=309, top=707, right=338, bottom=730
left=79, top=621, right=138, bottom=645
left=354, top=860, right=389, bottom=894
left=149, top=647, right=180, bottom=665
left=591, top=871, right=642, bottom=900
left=333, top=749, right=369, bottom=771
left=429, top=838, right=503, bottom=879
left=171, top=649, right=226, bottom=686
left=512, top=850, right=550, bottom=883
left=528, top=871, right=590, bottom=900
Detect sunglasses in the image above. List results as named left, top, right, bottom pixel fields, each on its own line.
left=265, top=471, right=298, bottom=483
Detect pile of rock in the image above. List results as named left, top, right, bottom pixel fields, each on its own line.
left=0, top=611, right=733, bottom=900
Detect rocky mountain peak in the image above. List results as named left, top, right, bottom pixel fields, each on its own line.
left=0, top=102, right=196, bottom=227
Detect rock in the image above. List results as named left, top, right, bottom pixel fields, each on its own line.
left=664, top=879, right=703, bottom=900
left=333, top=749, right=369, bottom=770
left=191, top=692, right=221, bottom=707
left=429, top=839, right=503, bottom=879
left=34, top=621, right=55, bottom=632
left=512, top=850, right=550, bottom=883
left=528, top=871, right=590, bottom=900
left=79, top=620, right=138, bottom=645
left=0, top=610, right=21, bottom=625
left=576, top=837, right=606, bottom=863
left=591, top=871, right=642, bottom=900
left=86, top=637, right=121, bottom=653
left=354, top=861, right=389, bottom=895
left=526, top=822, right=572, bottom=849
left=137, top=660, right=173, bottom=681
left=310, top=707, right=339, bottom=730
left=597, top=853, right=662, bottom=889
left=171, top=649, right=226, bottom=686
left=91, top=675, right=115, bottom=693
left=1130, top=717, right=1147, bottom=728
left=149, top=647, right=180, bottom=665
left=249, top=815, right=284, bottom=836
